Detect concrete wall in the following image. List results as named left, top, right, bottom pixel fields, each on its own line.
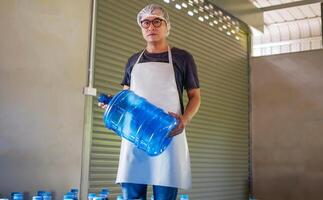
left=0, top=1, right=91, bottom=199
left=251, top=49, right=323, bottom=200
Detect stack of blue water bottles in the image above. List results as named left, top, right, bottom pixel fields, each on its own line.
left=0, top=187, right=182, bottom=200
left=4, top=191, right=52, bottom=200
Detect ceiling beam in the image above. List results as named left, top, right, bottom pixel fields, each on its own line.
left=260, top=0, right=322, bottom=12
left=265, top=16, right=321, bottom=26
left=253, top=36, right=322, bottom=48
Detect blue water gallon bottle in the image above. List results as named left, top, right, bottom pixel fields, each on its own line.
left=99, top=188, right=109, bottom=200
left=42, top=192, right=52, bottom=200
left=64, top=192, right=75, bottom=200
left=116, top=195, right=123, bottom=200
left=70, top=188, right=78, bottom=200
left=87, top=193, right=96, bottom=200
left=180, top=194, right=189, bottom=200
left=32, top=196, right=42, bottom=200
left=36, top=191, right=45, bottom=197
left=98, top=90, right=178, bottom=156
left=63, top=195, right=73, bottom=200
left=37, top=191, right=51, bottom=200
left=101, top=188, right=109, bottom=194
left=11, top=192, right=23, bottom=200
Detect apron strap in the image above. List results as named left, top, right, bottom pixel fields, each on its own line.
left=134, top=49, right=146, bottom=65
left=134, top=46, right=173, bottom=65
left=168, top=46, right=173, bottom=65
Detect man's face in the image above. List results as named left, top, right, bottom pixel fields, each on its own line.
left=140, top=10, right=168, bottom=43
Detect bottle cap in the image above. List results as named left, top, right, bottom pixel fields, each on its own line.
left=70, top=189, right=78, bottom=193
left=11, top=192, right=23, bottom=196
left=37, top=191, right=46, bottom=196
left=101, top=188, right=109, bottom=194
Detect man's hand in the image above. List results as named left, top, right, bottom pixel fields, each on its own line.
left=98, top=94, right=112, bottom=109
left=98, top=86, right=129, bottom=109
left=98, top=102, right=108, bottom=109
left=168, top=112, right=188, bottom=137
left=168, top=88, right=201, bottom=137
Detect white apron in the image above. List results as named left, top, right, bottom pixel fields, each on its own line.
left=116, top=47, right=191, bottom=189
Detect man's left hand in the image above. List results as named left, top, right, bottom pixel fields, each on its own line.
left=168, top=112, right=188, bottom=137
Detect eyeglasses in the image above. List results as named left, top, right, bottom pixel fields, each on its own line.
left=140, top=18, right=165, bottom=29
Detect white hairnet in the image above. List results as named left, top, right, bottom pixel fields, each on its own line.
left=137, top=4, right=171, bottom=34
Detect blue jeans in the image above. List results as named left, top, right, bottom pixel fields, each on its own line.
left=121, top=183, right=178, bottom=200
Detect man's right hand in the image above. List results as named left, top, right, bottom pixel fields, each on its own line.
left=98, top=102, right=108, bottom=109
left=98, top=86, right=129, bottom=109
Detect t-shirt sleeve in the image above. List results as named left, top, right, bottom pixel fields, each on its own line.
left=184, top=53, right=200, bottom=90
left=120, top=57, right=132, bottom=86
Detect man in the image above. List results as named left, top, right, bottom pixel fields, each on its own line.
left=100, top=4, right=200, bottom=200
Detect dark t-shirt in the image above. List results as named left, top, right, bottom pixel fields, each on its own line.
left=121, top=47, right=199, bottom=114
